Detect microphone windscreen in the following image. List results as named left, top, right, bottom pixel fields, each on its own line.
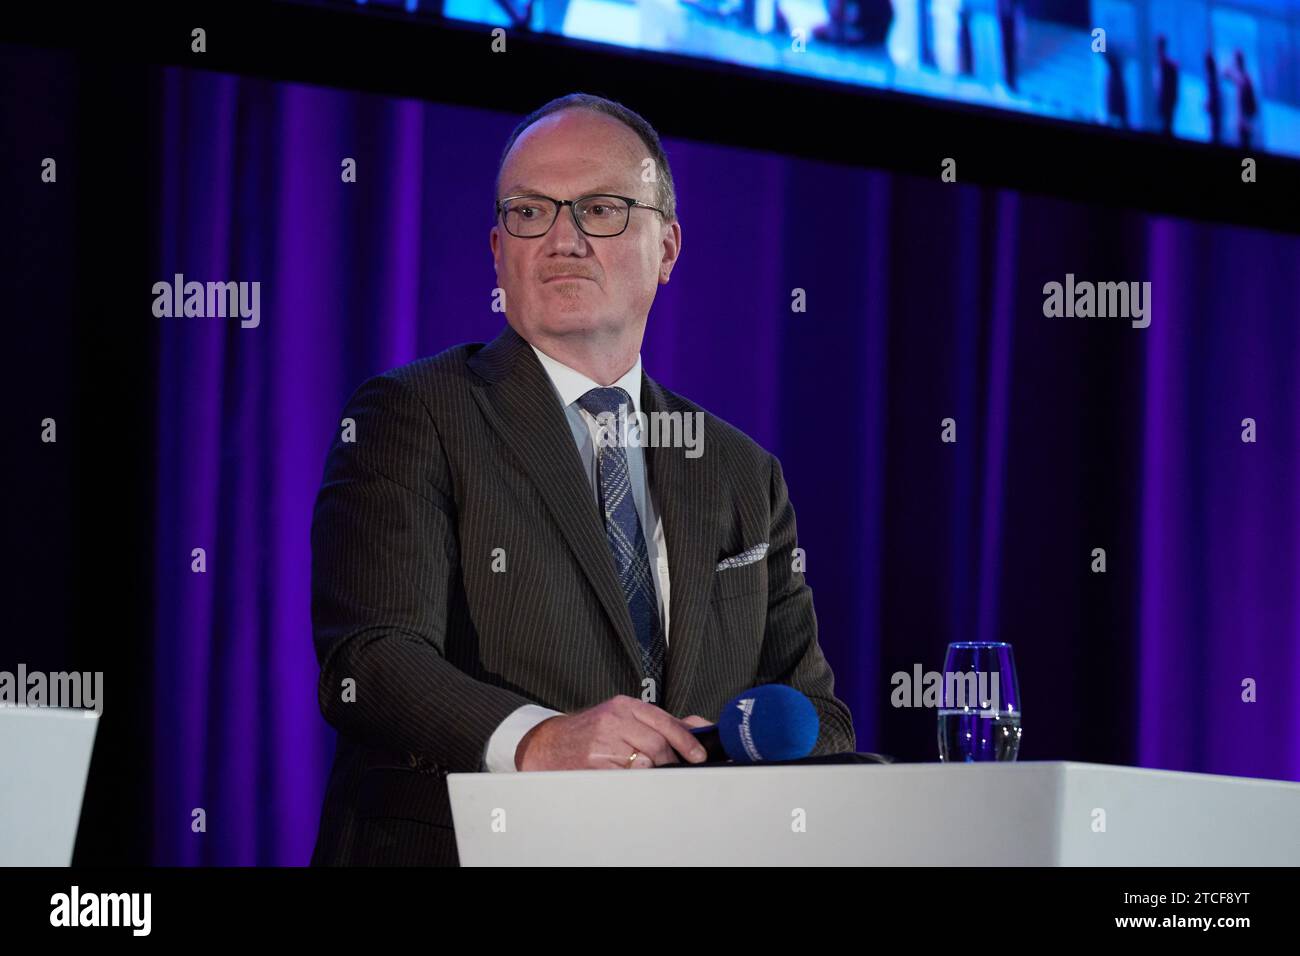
left=717, top=684, right=819, bottom=763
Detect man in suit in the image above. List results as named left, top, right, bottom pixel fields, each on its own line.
left=310, top=92, right=855, bottom=865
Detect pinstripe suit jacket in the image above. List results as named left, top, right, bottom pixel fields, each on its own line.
left=309, top=323, right=855, bottom=865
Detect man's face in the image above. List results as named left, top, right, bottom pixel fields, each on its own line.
left=490, top=109, right=681, bottom=348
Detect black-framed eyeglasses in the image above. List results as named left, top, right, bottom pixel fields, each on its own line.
left=496, top=193, right=665, bottom=238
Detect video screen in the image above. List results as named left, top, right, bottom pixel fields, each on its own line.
left=304, top=0, right=1300, bottom=157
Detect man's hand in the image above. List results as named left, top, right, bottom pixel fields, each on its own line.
left=515, top=695, right=713, bottom=770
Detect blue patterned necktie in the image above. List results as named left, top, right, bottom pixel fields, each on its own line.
left=576, top=386, right=667, bottom=698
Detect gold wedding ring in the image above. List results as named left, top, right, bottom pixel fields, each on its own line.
left=626, top=751, right=641, bottom=768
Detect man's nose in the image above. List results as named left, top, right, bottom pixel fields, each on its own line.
left=544, top=205, right=588, bottom=252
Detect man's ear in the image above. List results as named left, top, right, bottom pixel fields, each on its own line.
left=492, top=226, right=514, bottom=287
left=659, top=220, right=682, bottom=284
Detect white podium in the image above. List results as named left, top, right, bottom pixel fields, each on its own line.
left=0, top=708, right=100, bottom=866
left=447, top=761, right=1300, bottom=866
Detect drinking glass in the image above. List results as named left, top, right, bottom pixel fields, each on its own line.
left=937, top=641, right=1022, bottom=762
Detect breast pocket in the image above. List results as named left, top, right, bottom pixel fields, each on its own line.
left=709, top=559, right=767, bottom=678
left=712, top=557, right=767, bottom=603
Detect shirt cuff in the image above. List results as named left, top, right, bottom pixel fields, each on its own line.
left=482, top=704, right=564, bottom=772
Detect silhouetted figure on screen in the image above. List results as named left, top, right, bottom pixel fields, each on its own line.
left=1204, top=52, right=1222, bottom=144
left=919, top=0, right=934, bottom=66
left=496, top=0, right=533, bottom=28
left=813, top=0, right=893, bottom=45
left=998, top=0, right=1019, bottom=91
left=1155, top=35, right=1179, bottom=137
left=1105, top=51, right=1129, bottom=128
left=1224, top=49, right=1258, bottom=149
left=959, top=6, right=975, bottom=76
left=496, top=0, right=568, bottom=33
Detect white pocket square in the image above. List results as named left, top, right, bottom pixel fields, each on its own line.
left=715, top=543, right=768, bottom=571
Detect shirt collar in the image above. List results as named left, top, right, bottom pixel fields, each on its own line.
left=530, top=343, right=643, bottom=416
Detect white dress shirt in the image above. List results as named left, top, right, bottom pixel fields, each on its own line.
left=479, top=344, right=671, bottom=772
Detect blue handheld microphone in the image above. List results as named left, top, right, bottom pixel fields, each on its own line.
left=687, top=684, right=819, bottom=763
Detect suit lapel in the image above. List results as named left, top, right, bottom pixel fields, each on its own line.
left=641, top=375, right=718, bottom=716
left=467, top=325, right=645, bottom=678
left=468, top=326, right=721, bottom=715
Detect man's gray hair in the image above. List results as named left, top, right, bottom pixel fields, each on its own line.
left=494, top=92, right=678, bottom=224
